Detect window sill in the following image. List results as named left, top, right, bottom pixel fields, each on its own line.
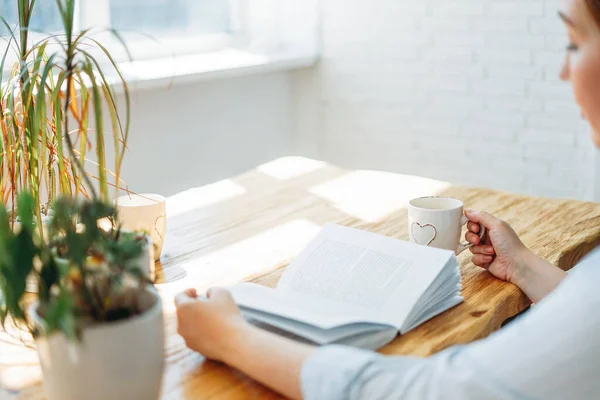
left=115, top=48, right=318, bottom=92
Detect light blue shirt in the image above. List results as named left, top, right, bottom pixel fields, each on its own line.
left=301, top=247, right=600, bottom=399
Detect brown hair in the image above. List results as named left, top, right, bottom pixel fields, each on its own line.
left=586, top=0, right=600, bottom=26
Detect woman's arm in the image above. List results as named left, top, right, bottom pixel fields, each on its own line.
left=175, top=288, right=312, bottom=399
left=511, top=250, right=567, bottom=303
left=214, top=251, right=567, bottom=398
left=224, top=324, right=312, bottom=399
left=176, top=252, right=600, bottom=399
left=464, top=209, right=566, bottom=303
left=174, top=289, right=421, bottom=399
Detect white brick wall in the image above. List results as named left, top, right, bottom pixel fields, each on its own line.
left=292, top=0, right=597, bottom=200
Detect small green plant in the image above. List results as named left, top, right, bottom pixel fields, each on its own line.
left=0, top=192, right=150, bottom=340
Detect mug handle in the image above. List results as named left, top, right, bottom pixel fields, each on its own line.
left=456, top=214, right=486, bottom=255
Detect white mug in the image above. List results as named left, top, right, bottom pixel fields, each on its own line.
left=116, top=194, right=166, bottom=261
left=408, top=197, right=485, bottom=255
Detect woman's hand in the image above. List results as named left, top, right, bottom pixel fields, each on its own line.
left=175, top=287, right=313, bottom=400
left=175, top=287, right=248, bottom=362
left=464, top=209, right=532, bottom=284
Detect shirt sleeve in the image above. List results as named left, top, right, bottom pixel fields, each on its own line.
left=301, top=249, right=600, bottom=400
left=301, top=345, right=426, bottom=400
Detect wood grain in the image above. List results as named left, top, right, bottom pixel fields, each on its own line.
left=2, top=157, right=599, bottom=400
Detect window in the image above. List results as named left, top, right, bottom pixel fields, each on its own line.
left=102, top=0, right=243, bottom=59
left=0, top=0, right=245, bottom=60
left=109, top=0, right=232, bottom=37
left=0, top=0, right=63, bottom=36
left=0, top=0, right=319, bottom=80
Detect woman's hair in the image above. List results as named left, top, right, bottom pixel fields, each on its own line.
left=586, top=0, right=600, bottom=26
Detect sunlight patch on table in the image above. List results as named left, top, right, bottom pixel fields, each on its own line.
left=0, top=327, right=40, bottom=392
left=0, top=366, right=41, bottom=393
left=158, top=219, right=321, bottom=312
left=309, top=171, right=451, bottom=223
left=167, top=179, right=246, bottom=218
left=257, top=157, right=326, bottom=180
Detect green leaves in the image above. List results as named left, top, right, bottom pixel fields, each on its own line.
left=1, top=193, right=149, bottom=341
left=0, top=192, right=37, bottom=328
left=42, top=287, right=77, bottom=341
left=16, top=190, right=34, bottom=231
left=82, top=60, right=108, bottom=201
left=38, top=255, right=59, bottom=303
left=0, top=0, right=143, bottom=344
left=17, top=0, right=36, bottom=59
left=1, top=0, right=131, bottom=221
left=55, top=0, right=75, bottom=45
left=12, top=228, right=37, bottom=294
left=104, top=232, right=147, bottom=275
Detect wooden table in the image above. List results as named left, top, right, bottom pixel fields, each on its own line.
left=2, top=157, right=600, bottom=399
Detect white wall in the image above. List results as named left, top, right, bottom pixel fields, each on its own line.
left=102, top=0, right=320, bottom=198
left=115, top=72, right=293, bottom=197
left=292, top=0, right=597, bottom=200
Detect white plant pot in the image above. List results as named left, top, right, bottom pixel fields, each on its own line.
left=30, top=288, right=165, bottom=400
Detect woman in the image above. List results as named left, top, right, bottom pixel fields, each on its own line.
left=175, top=0, right=600, bottom=398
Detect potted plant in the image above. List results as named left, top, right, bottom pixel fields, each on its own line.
left=0, top=0, right=130, bottom=238
left=0, top=1, right=163, bottom=398
left=0, top=192, right=165, bottom=400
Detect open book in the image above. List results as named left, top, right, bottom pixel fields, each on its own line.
left=229, top=224, right=462, bottom=350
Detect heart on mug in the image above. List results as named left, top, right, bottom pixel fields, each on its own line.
left=411, top=222, right=437, bottom=246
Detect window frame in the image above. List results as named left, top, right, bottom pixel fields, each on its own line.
left=1, top=0, right=248, bottom=67
left=0, top=0, right=320, bottom=87
left=79, top=0, right=248, bottom=61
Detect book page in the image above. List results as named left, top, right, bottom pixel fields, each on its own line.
left=277, top=224, right=455, bottom=328
left=230, top=282, right=394, bottom=329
